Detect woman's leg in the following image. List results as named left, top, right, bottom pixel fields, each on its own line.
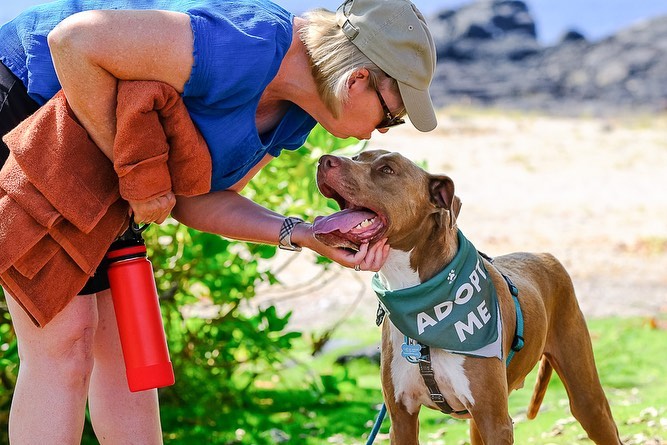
left=6, top=290, right=98, bottom=444
left=87, top=289, right=163, bottom=444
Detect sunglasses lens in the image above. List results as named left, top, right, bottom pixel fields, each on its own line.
left=375, top=87, right=405, bottom=129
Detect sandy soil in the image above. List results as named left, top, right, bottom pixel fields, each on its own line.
left=255, top=109, right=667, bottom=331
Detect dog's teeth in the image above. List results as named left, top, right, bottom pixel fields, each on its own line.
left=355, top=217, right=375, bottom=229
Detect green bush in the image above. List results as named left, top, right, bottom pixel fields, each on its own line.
left=0, top=303, right=17, bottom=445
left=0, top=126, right=363, bottom=444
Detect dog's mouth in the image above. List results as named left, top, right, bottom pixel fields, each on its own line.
left=313, top=182, right=386, bottom=250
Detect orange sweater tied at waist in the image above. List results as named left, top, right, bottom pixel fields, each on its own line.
left=0, top=81, right=212, bottom=327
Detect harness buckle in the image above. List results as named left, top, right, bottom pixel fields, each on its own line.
left=375, top=304, right=386, bottom=327
left=420, top=368, right=435, bottom=378
left=430, top=393, right=446, bottom=403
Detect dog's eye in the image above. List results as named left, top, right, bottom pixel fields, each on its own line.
left=379, top=165, right=395, bottom=175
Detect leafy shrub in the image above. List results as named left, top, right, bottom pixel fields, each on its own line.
left=0, top=126, right=363, bottom=444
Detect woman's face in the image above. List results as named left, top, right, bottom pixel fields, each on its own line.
left=322, top=71, right=404, bottom=140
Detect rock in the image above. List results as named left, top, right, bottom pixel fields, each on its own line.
left=430, top=0, right=537, bottom=62
left=559, top=29, right=587, bottom=43
left=427, top=0, right=667, bottom=115
left=267, top=429, right=291, bottom=444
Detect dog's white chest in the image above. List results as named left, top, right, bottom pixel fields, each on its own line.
left=377, top=249, right=421, bottom=289
left=388, top=322, right=474, bottom=414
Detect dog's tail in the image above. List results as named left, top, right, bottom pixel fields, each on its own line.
left=526, top=356, right=553, bottom=419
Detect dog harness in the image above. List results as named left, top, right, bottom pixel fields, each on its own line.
left=373, top=233, right=525, bottom=416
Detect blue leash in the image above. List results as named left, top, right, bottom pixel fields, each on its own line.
left=365, top=403, right=387, bottom=445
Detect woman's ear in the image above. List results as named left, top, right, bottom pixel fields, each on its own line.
left=346, top=67, right=371, bottom=90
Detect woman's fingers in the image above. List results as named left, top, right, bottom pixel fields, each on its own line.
left=129, top=192, right=176, bottom=224
left=352, top=238, right=390, bottom=272
left=306, top=232, right=392, bottom=272
left=368, top=239, right=391, bottom=271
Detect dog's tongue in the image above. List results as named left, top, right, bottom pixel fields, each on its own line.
left=313, top=208, right=376, bottom=235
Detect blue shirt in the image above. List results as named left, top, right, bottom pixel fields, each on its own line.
left=0, top=0, right=317, bottom=191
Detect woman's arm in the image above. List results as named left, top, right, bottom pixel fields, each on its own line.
left=48, top=9, right=194, bottom=222
left=173, top=154, right=389, bottom=270
left=48, top=9, right=193, bottom=156
left=173, top=191, right=389, bottom=270
left=173, top=191, right=290, bottom=244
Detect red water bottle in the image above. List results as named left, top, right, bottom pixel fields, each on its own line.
left=106, top=223, right=175, bottom=392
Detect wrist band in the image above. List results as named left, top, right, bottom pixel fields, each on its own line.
left=278, top=216, right=304, bottom=251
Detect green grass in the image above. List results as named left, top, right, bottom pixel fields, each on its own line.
left=177, top=316, right=667, bottom=445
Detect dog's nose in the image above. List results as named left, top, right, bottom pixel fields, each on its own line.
left=319, top=155, right=340, bottom=171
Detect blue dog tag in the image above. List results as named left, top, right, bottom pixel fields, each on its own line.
left=401, top=338, right=424, bottom=363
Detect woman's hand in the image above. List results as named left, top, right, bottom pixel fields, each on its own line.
left=128, top=191, right=176, bottom=224
left=292, top=223, right=390, bottom=272
left=346, top=239, right=391, bottom=272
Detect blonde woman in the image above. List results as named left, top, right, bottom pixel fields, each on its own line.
left=0, top=0, right=437, bottom=442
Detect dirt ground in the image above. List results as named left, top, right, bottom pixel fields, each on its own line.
left=255, top=109, right=667, bottom=332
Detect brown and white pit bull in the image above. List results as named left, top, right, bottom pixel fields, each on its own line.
left=313, top=150, right=621, bottom=445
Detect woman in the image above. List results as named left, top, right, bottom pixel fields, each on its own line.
left=0, top=0, right=437, bottom=442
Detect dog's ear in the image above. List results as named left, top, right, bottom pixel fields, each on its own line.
left=429, top=175, right=462, bottom=229
left=429, top=175, right=455, bottom=209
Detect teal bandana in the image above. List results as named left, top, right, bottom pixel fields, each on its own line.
left=372, top=231, right=502, bottom=359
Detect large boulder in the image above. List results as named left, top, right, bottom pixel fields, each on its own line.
left=430, top=0, right=538, bottom=61
left=427, top=0, right=667, bottom=115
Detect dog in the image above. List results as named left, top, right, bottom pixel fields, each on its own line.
left=313, top=150, right=621, bottom=445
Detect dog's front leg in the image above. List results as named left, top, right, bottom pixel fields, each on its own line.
left=381, top=323, right=421, bottom=444
left=380, top=358, right=421, bottom=445
left=386, top=401, right=420, bottom=445
left=466, top=362, right=514, bottom=444
left=469, top=420, right=483, bottom=445
left=469, top=412, right=513, bottom=445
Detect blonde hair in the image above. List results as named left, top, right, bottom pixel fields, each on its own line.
left=299, top=8, right=402, bottom=118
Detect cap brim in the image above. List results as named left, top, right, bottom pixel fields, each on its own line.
left=397, top=82, right=437, bottom=132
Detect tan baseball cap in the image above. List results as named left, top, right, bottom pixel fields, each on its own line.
left=336, top=0, right=437, bottom=132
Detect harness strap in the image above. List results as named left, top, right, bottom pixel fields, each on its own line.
left=481, top=252, right=525, bottom=365
left=411, top=270, right=525, bottom=416
left=502, top=273, right=525, bottom=365
left=418, top=345, right=470, bottom=415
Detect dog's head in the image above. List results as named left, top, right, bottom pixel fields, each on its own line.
left=314, top=150, right=461, bottom=251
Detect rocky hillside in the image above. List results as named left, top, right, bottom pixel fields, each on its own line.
left=427, top=0, right=667, bottom=115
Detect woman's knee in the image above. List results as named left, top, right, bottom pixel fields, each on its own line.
left=8, top=292, right=99, bottom=381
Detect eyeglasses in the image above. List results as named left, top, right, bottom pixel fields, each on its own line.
left=374, top=86, right=405, bottom=129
